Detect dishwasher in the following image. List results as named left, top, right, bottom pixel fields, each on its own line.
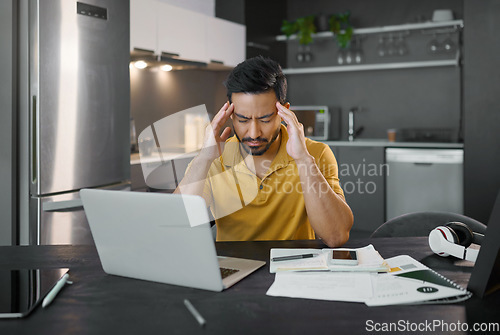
left=385, top=148, right=463, bottom=220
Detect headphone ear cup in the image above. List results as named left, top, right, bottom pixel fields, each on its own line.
left=429, top=226, right=456, bottom=257
left=446, top=222, right=473, bottom=247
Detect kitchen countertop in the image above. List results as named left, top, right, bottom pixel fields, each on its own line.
left=131, top=151, right=197, bottom=165
left=131, top=141, right=463, bottom=165
left=323, top=139, right=464, bottom=148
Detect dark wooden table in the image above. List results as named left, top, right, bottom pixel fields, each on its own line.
left=1, top=237, right=499, bottom=335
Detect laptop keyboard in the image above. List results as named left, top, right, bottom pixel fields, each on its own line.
left=220, top=267, right=239, bottom=279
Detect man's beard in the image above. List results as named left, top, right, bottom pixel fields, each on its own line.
left=234, top=126, right=281, bottom=156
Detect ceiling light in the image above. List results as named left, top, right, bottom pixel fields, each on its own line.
left=134, top=60, right=147, bottom=69
left=160, top=64, right=173, bottom=72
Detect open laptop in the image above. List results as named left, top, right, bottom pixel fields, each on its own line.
left=80, top=189, right=265, bottom=292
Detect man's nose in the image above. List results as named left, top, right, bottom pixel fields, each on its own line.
left=248, top=120, right=261, bottom=139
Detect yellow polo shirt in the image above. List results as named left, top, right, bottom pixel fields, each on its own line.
left=200, top=125, right=344, bottom=242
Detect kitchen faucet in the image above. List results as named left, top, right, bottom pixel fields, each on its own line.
left=348, top=107, right=364, bottom=141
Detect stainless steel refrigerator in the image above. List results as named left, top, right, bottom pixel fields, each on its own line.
left=15, top=0, right=130, bottom=245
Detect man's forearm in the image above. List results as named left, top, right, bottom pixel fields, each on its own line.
left=295, top=155, right=354, bottom=247
left=173, top=154, right=213, bottom=198
left=174, top=101, right=233, bottom=198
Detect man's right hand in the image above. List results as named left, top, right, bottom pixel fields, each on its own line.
left=198, top=101, right=234, bottom=162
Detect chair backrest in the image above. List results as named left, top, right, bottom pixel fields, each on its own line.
left=371, top=211, right=486, bottom=238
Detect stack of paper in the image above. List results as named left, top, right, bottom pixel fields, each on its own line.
left=266, top=249, right=472, bottom=306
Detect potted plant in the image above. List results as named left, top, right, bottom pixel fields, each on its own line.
left=281, top=19, right=298, bottom=38
left=329, top=11, right=353, bottom=49
left=281, top=15, right=317, bottom=45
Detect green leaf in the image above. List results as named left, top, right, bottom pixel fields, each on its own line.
left=296, top=15, right=316, bottom=45
left=329, top=16, right=340, bottom=33
left=281, top=19, right=299, bottom=37
left=329, top=11, right=354, bottom=49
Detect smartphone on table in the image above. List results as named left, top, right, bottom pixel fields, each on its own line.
left=329, top=249, right=358, bottom=266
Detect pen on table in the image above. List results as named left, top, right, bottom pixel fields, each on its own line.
left=42, top=273, right=72, bottom=308
left=272, top=253, right=318, bottom=262
left=184, top=299, right=206, bottom=327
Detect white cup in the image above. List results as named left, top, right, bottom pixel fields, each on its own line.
left=432, top=9, right=453, bottom=22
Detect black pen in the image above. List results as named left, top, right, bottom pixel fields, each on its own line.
left=272, top=253, right=318, bottom=262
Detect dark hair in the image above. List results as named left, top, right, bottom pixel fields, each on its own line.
left=224, top=56, right=287, bottom=104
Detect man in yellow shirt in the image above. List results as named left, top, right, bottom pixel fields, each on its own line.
left=175, top=56, right=353, bottom=247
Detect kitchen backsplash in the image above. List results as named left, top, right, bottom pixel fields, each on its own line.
left=130, top=66, right=230, bottom=139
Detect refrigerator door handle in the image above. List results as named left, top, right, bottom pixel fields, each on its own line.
left=31, top=95, right=38, bottom=184
left=42, top=199, right=83, bottom=212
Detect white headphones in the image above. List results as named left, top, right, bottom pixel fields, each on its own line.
left=428, top=222, right=484, bottom=262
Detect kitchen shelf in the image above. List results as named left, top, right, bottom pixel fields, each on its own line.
left=278, top=19, right=463, bottom=74
left=282, top=52, right=460, bottom=75
left=276, top=19, right=464, bottom=41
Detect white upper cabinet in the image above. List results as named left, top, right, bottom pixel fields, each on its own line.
left=130, top=0, right=158, bottom=52
left=130, top=0, right=246, bottom=67
left=206, top=16, right=246, bottom=67
left=157, top=2, right=207, bottom=62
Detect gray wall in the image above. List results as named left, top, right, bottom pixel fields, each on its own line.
left=216, top=0, right=288, bottom=67
left=287, top=68, right=461, bottom=140
left=0, top=0, right=16, bottom=245
left=215, top=0, right=244, bottom=24
left=463, top=0, right=500, bottom=224
left=285, top=0, right=463, bottom=140
left=130, top=68, right=230, bottom=139
left=287, top=0, right=463, bottom=27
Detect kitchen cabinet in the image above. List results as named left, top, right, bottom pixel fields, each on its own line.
left=130, top=0, right=157, bottom=52
left=130, top=0, right=246, bottom=66
left=206, top=16, right=246, bottom=67
left=157, top=2, right=207, bottom=62
left=328, top=142, right=464, bottom=238
left=332, top=146, right=385, bottom=238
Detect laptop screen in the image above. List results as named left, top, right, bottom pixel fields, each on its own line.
left=468, top=191, right=500, bottom=297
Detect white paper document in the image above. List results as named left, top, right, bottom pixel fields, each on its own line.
left=266, top=271, right=373, bottom=303
left=365, top=255, right=472, bottom=306
left=266, top=254, right=471, bottom=306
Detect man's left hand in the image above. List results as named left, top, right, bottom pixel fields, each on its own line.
left=276, top=102, right=312, bottom=162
